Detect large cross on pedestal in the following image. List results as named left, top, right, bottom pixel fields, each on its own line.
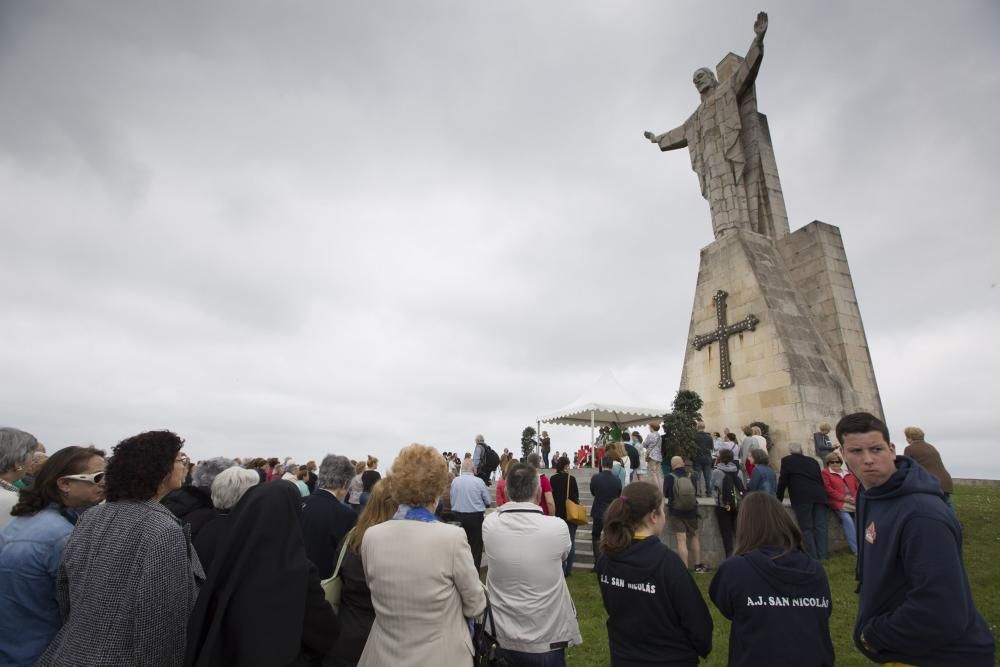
left=692, top=289, right=759, bottom=389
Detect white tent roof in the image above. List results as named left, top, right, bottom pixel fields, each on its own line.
left=538, top=370, right=667, bottom=428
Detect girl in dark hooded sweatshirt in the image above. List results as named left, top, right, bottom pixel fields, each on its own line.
left=596, top=481, right=712, bottom=666
left=708, top=492, right=834, bottom=666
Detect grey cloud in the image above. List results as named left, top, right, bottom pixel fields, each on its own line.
left=1, top=1, right=997, bottom=479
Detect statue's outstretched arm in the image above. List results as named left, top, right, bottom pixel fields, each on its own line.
left=733, top=11, right=768, bottom=96
left=643, top=125, right=687, bottom=152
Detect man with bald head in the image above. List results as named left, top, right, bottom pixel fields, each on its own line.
left=451, top=457, right=492, bottom=569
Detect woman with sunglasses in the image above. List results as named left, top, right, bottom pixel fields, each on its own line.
left=39, top=431, right=202, bottom=667
left=821, top=452, right=859, bottom=555
left=0, top=445, right=105, bottom=666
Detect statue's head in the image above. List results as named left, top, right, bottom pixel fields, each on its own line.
left=692, top=67, right=718, bottom=94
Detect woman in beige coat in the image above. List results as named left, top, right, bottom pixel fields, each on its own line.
left=359, top=444, right=486, bottom=666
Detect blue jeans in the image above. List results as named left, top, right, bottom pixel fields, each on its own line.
left=693, top=459, right=713, bottom=496
left=499, top=647, right=566, bottom=667
left=793, top=502, right=829, bottom=559
left=836, top=510, right=857, bottom=554
left=563, top=523, right=577, bottom=576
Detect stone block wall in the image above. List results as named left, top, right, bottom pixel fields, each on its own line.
left=659, top=500, right=849, bottom=569
left=679, top=212, right=884, bottom=460
left=776, top=221, right=884, bottom=419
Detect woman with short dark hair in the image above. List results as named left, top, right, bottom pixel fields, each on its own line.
left=0, top=446, right=105, bottom=666
left=597, top=481, right=713, bottom=666
left=708, top=492, right=834, bottom=666
left=39, top=431, right=202, bottom=667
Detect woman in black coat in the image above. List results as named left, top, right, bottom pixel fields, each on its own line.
left=548, top=456, right=581, bottom=576
left=185, top=481, right=339, bottom=667
left=326, top=479, right=398, bottom=667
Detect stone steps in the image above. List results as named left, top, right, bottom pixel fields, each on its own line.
left=478, top=468, right=851, bottom=569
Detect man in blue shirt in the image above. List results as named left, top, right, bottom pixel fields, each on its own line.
left=450, top=458, right=492, bottom=569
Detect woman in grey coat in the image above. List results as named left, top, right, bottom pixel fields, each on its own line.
left=39, top=431, right=203, bottom=667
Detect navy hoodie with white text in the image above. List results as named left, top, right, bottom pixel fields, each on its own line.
left=709, top=547, right=833, bottom=666
left=597, top=536, right=712, bottom=666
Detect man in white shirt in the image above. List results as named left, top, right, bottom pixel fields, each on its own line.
left=483, top=463, right=582, bottom=665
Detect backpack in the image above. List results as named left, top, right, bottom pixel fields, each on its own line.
left=671, top=473, right=697, bottom=512
left=720, top=470, right=744, bottom=512
left=480, top=445, right=500, bottom=475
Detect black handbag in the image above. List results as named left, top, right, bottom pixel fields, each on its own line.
left=473, top=594, right=507, bottom=667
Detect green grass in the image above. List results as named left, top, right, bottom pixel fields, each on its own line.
left=566, top=484, right=999, bottom=666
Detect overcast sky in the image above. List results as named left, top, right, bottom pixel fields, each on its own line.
left=2, top=1, right=998, bottom=478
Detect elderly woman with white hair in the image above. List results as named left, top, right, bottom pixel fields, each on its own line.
left=0, top=427, right=40, bottom=529
left=192, top=466, right=260, bottom=572
left=161, top=456, right=235, bottom=540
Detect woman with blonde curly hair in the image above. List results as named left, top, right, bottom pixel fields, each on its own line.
left=359, top=445, right=486, bottom=667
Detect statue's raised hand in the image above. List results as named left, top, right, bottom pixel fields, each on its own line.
left=643, top=130, right=657, bottom=143
left=754, top=11, right=768, bottom=39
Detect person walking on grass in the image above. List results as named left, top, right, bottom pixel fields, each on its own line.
left=664, top=456, right=707, bottom=573
left=597, top=481, right=712, bottom=666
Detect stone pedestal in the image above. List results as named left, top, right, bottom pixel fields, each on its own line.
left=679, top=223, right=883, bottom=460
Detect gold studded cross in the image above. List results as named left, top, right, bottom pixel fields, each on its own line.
left=692, top=290, right=759, bottom=389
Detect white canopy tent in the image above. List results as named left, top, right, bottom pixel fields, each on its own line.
left=538, top=371, right=667, bottom=460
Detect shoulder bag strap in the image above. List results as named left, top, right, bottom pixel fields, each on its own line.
left=332, top=527, right=354, bottom=579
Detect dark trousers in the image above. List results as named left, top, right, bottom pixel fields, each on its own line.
left=453, top=511, right=485, bottom=568
left=500, top=648, right=566, bottom=667
left=499, top=647, right=565, bottom=666
left=793, top=502, right=829, bottom=559
left=715, top=506, right=737, bottom=558
left=591, top=514, right=604, bottom=569
left=693, top=458, right=713, bottom=496
left=542, top=450, right=550, bottom=468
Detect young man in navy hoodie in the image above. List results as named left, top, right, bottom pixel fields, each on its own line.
left=838, top=412, right=995, bottom=666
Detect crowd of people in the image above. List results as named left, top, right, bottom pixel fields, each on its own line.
left=0, top=412, right=994, bottom=666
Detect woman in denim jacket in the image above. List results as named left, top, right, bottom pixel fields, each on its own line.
left=0, top=446, right=106, bottom=666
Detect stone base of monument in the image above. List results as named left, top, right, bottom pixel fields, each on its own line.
left=658, top=500, right=850, bottom=569
left=680, top=224, right=884, bottom=461
left=494, top=468, right=850, bottom=570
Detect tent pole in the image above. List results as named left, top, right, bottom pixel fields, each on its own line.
left=536, top=419, right=541, bottom=462
left=590, top=411, right=595, bottom=468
